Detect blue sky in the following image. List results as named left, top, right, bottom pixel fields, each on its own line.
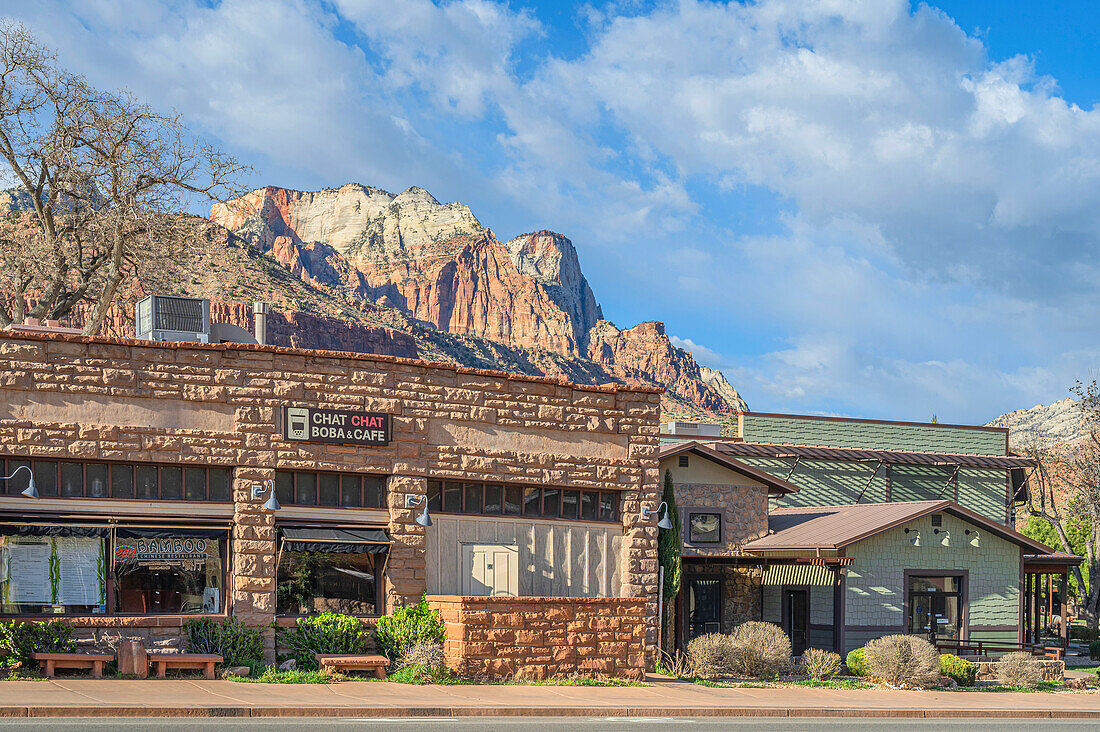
left=8, top=0, right=1100, bottom=424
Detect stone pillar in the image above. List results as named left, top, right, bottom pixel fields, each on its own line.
left=621, top=431, right=661, bottom=669
left=386, top=474, right=428, bottom=611
left=232, top=466, right=277, bottom=661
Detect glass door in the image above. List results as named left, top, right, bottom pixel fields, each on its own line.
left=908, top=575, right=962, bottom=642
left=783, top=589, right=810, bottom=655
left=686, top=576, right=722, bottom=639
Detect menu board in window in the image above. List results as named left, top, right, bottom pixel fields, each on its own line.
left=5, top=540, right=52, bottom=604
left=56, top=537, right=104, bottom=606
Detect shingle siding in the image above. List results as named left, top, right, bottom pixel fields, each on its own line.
left=740, top=414, right=1007, bottom=455
left=843, top=512, right=1020, bottom=653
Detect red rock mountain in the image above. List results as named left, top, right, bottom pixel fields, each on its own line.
left=210, top=183, right=744, bottom=418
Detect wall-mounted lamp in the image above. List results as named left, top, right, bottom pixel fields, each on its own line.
left=252, top=479, right=281, bottom=511
left=406, top=495, right=432, bottom=527
left=904, top=528, right=920, bottom=547
left=1, top=465, right=39, bottom=499
left=934, top=528, right=951, bottom=547
left=640, top=501, right=673, bottom=530
left=965, top=529, right=980, bottom=547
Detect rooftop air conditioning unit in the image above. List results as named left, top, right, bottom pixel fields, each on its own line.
left=134, top=295, right=211, bottom=343
left=660, top=421, right=722, bottom=437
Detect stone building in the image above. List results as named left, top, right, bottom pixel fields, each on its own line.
left=0, top=329, right=662, bottom=678
left=658, top=415, right=1079, bottom=656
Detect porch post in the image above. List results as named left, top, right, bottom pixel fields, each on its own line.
left=1061, top=571, right=1069, bottom=648
left=831, top=565, right=845, bottom=655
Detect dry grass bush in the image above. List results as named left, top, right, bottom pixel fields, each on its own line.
left=685, top=633, right=738, bottom=679
left=398, top=640, right=448, bottom=671
left=994, top=652, right=1043, bottom=688
left=863, top=635, right=940, bottom=688
left=729, top=621, right=792, bottom=679
left=800, top=647, right=843, bottom=680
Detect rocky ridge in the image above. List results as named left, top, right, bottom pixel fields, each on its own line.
left=210, top=183, right=740, bottom=417
left=986, top=398, right=1092, bottom=448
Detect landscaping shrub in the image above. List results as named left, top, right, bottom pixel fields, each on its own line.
left=800, top=648, right=842, bottom=680
left=1070, top=625, right=1099, bottom=642
left=728, top=621, right=792, bottom=679
left=994, top=652, right=1043, bottom=688
left=1089, top=640, right=1100, bottom=660
left=939, top=654, right=976, bottom=686
left=862, top=634, right=940, bottom=688
left=0, top=620, right=75, bottom=667
left=277, top=613, right=372, bottom=670
left=685, top=633, right=737, bottom=679
left=373, top=596, right=445, bottom=665
left=185, top=617, right=263, bottom=667
left=845, top=647, right=867, bottom=676
left=399, top=640, right=447, bottom=671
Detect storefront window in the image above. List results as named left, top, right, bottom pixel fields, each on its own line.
left=0, top=534, right=107, bottom=614
left=274, top=471, right=387, bottom=509
left=908, top=574, right=962, bottom=641
left=0, top=459, right=231, bottom=502
left=114, top=535, right=226, bottom=614
left=276, top=552, right=381, bottom=616
left=428, top=481, right=620, bottom=523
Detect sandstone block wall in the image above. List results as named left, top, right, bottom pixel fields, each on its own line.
left=429, top=595, right=647, bottom=680
left=0, top=332, right=661, bottom=663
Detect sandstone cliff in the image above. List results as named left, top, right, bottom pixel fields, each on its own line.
left=211, top=184, right=742, bottom=417
left=987, top=398, right=1091, bottom=447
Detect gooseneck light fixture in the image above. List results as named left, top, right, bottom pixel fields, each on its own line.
left=252, top=479, right=281, bottom=511
left=904, top=528, right=921, bottom=547
left=934, top=528, right=951, bottom=547
left=406, top=494, right=432, bottom=527
left=1, top=465, right=39, bottom=499
left=640, top=501, right=674, bottom=530
left=965, top=529, right=980, bottom=547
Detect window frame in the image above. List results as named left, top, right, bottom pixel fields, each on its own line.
left=0, top=457, right=232, bottom=503
left=426, top=480, right=620, bottom=523
left=682, top=508, right=723, bottom=544
left=273, top=470, right=389, bottom=509
left=903, top=569, right=969, bottom=642
left=0, top=526, right=231, bottom=619
left=274, top=544, right=386, bottom=619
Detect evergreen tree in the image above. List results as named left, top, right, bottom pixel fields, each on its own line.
left=658, top=469, right=682, bottom=651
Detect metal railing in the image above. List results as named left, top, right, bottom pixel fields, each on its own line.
left=935, top=639, right=1063, bottom=661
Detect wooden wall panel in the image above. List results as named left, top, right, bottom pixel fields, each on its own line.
left=425, top=516, right=623, bottom=598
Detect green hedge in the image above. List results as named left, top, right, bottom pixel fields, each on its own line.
left=0, top=620, right=75, bottom=667
left=845, top=647, right=867, bottom=676
left=276, top=613, right=372, bottom=670
left=939, top=654, right=976, bottom=686
left=185, top=618, right=264, bottom=667
left=373, top=596, right=445, bottom=664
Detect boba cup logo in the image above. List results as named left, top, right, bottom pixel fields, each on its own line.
left=287, top=407, right=309, bottom=440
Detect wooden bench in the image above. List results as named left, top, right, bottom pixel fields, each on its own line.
left=33, top=652, right=113, bottom=679
left=316, top=654, right=389, bottom=678
left=148, top=653, right=223, bottom=680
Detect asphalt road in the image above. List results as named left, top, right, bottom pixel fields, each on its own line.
left=5, top=719, right=1099, bottom=731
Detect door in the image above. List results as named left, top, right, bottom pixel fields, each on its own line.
left=783, top=589, right=810, bottom=656
left=685, top=576, right=722, bottom=640
left=461, top=544, right=518, bottom=597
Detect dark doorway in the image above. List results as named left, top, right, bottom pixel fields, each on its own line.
left=783, top=588, right=810, bottom=655
left=685, top=576, right=722, bottom=640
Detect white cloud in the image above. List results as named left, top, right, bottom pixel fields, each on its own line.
left=8, top=0, right=1100, bottom=422
left=669, top=335, right=726, bottom=370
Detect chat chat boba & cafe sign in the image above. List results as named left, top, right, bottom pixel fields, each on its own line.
left=283, top=406, right=392, bottom=446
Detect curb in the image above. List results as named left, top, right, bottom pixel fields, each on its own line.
left=1, top=706, right=1100, bottom=719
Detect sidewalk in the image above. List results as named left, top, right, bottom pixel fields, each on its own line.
left=0, top=676, right=1098, bottom=718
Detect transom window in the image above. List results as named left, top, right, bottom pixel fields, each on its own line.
left=1, top=458, right=231, bottom=502
left=426, top=480, right=619, bottom=522
left=274, top=471, right=387, bottom=509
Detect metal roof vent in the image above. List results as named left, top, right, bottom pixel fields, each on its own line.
left=661, top=421, right=722, bottom=437
left=134, top=295, right=211, bottom=343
